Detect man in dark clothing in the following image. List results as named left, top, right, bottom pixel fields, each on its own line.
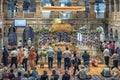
left=35, top=48, right=39, bottom=65
left=57, top=48, right=62, bottom=68
left=8, top=69, right=15, bottom=80
left=10, top=48, right=18, bottom=68
left=82, top=50, right=90, bottom=66
left=62, top=71, right=70, bottom=80
left=50, top=70, right=59, bottom=80
left=40, top=70, right=49, bottom=80
left=72, top=54, right=81, bottom=75
left=2, top=46, right=8, bottom=66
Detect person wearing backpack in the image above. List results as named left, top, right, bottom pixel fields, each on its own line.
left=72, top=54, right=81, bottom=75
left=57, top=48, right=62, bottom=68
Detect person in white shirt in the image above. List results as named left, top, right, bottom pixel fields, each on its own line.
left=103, top=47, right=110, bottom=66
left=27, top=38, right=32, bottom=49
left=10, top=48, right=18, bottom=68
left=63, top=47, right=71, bottom=70
left=101, top=66, right=112, bottom=77
left=18, top=40, right=22, bottom=48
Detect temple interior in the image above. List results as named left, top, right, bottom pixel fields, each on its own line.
left=0, top=0, right=120, bottom=80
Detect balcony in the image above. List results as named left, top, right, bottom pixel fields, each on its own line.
left=4, top=11, right=97, bottom=19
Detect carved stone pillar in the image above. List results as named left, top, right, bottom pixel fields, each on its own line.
left=119, top=0, right=120, bottom=11
left=90, top=0, right=95, bottom=18
left=109, top=0, right=111, bottom=14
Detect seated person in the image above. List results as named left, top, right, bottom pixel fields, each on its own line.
left=50, top=70, right=59, bottom=80
left=111, top=67, right=120, bottom=78
left=40, top=70, right=49, bottom=80
left=77, top=65, right=91, bottom=80
left=62, top=70, right=70, bottom=80
left=101, top=66, right=112, bottom=77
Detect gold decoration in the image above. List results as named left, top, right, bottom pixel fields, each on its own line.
left=41, top=6, right=85, bottom=12
left=49, top=23, right=75, bottom=32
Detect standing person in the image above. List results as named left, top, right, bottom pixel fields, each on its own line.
left=63, top=47, right=71, bottom=70
left=72, top=54, right=81, bottom=75
left=50, top=70, right=59, bottom=80
left=41, top=48, right=47, bottom=63
left=40, top=70, right=49, bottom=80
left=28, top=46, right=37, bottom=69
left=18, top=40, right=22, bottom=49
left=18, top=48, right=24, bottom=65
left=10, top=48, right=18, bottom=68
left=82, top=50, right=90, bottom=67
left=110, top=41, right=115, bottom=55
left=35, top=48, right=39, bottom=65
left=2, top=46, right=8, bottom=66
left=102, top=41, right=107, bottom=50
left=27, top=38, right=32, bottom=50
left=62, top=71, right=70, bottom=80
left=103, top=47, right=110, bottom=66
left=22, top=48, right=29, bottom=71
left=57, top=48, right=62, bottom=68
left=111, top=52, right=119, bottom=68
left=47, top=47, right=55, bottom=69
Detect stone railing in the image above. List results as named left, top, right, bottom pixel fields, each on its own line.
left=5, top=12, right=36, bottom=18
left=4, top=12, right=97, bottom=19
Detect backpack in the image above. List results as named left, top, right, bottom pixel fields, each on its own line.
left=73, top=58, right=81, bottom=66
left=78, top=58, right=81, bottom=65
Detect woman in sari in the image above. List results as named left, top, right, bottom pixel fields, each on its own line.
left=29, top=46, right=37, bottom=69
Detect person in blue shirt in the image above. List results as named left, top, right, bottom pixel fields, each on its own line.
left=82, top=50, right=90, bottom=67
left=47, top=47, right=55, bottom=69
left=50, top=70, right=59, bottom=80
left=57, top=48, right=62, bottom=68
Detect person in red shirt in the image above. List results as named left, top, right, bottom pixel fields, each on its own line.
left=110, top=41, right=115, bottom=55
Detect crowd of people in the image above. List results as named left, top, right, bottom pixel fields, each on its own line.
left=0, top=39, right=120, bottom=80
left=100, top=40, right=120, bottom=79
